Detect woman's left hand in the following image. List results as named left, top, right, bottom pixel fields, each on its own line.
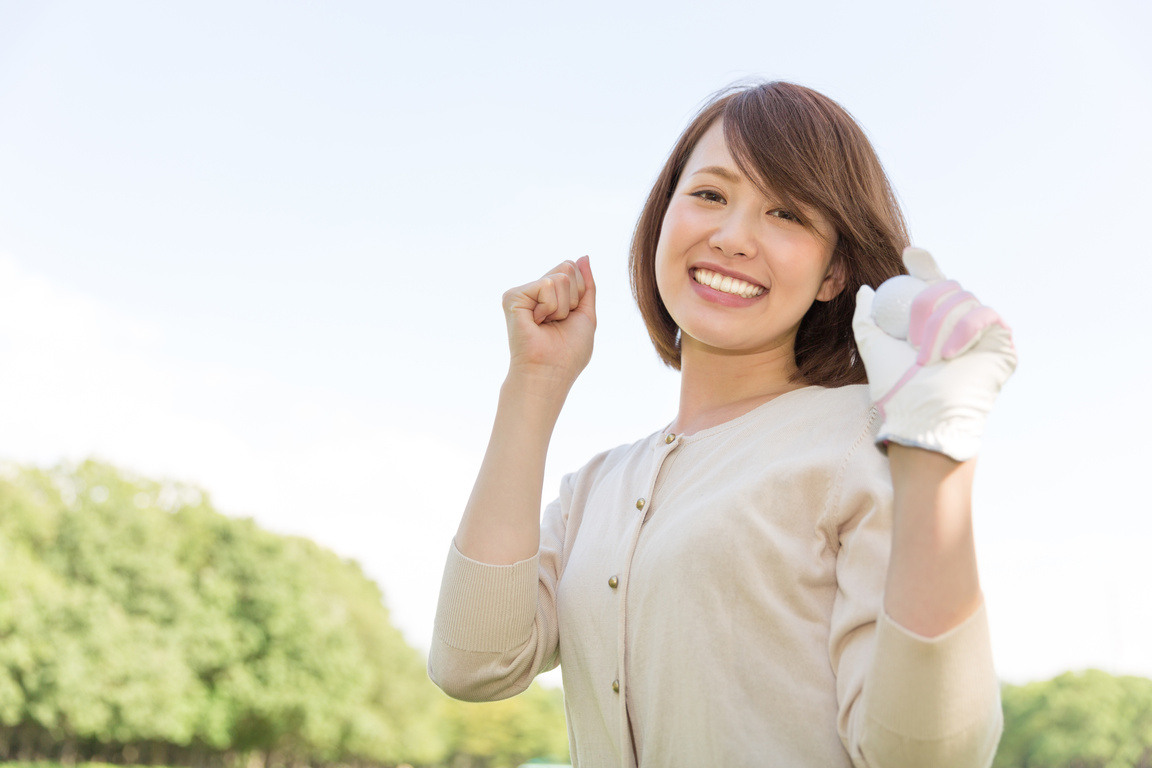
left=852, top=247, right=1017, bottom=462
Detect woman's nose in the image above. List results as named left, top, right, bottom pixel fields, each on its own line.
left=708, top=208, right=758, bottom=259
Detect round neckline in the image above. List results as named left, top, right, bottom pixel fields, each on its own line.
left=661, top=385, right=826, bottom=444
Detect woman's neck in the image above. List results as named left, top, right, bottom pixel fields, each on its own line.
left=672, top=342, right=806, bottom=436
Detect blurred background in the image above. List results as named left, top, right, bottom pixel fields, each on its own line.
left=1, top=0, right=1150, bottom=765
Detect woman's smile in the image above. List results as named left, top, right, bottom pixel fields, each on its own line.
left=690, top=266, right=766, bottom=299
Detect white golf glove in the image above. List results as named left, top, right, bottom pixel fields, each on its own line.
left=852, top=247, right=1017, bottom=462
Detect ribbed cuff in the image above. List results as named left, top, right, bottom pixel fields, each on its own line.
left=433, top=541, right=540, bottom=653
left=863, top=603, right=999, bottom=740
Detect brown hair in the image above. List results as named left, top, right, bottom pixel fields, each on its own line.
left=629, top=81, right=910, bottom=386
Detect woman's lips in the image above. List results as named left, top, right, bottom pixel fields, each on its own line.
left=691, top=267, right=766, bottom=298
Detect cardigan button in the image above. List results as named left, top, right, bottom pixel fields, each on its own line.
left=608, top=575, right=618, bottom=589
left=664, top=433, right=675, bottom=444
left=612, top=679, right=620, bottom=693
left=635, top=498, right=646, bottom=511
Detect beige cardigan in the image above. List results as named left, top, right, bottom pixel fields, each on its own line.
left=431, top=385, right=1002, bottom=767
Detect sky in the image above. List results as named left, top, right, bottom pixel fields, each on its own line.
left=0, top=0, right=1150, bottom=686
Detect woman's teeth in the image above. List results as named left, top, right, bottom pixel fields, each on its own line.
left=692, top=268, right=765, bottom=298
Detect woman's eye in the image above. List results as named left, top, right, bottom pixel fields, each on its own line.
left=691, top=190, right=725, bottom=204
left=769, top=209, right=799, bottom=222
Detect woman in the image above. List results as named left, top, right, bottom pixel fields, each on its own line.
left=430, top=82, right=1015, bottom=767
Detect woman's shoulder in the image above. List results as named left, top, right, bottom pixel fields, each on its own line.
left=722, top=383, right=877, bottom=448
left=799, top=384, right=883, bottom=460
left=796, top=382, right=874, bottom=415
left=563, top=429, right=665, bottom=486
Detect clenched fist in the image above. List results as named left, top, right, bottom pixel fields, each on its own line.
left=502, top=256, right=597, bottom=392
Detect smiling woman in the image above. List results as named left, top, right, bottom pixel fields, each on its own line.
left=430, top=81, right=1016, bottom=768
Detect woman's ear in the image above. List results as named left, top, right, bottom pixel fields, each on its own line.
left=815, top=258, right=847, bottom=302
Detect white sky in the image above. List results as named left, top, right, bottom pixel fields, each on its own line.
left=0, top=0, right=1149, bottom=685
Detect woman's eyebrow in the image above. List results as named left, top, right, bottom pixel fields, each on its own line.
left=690, top=165, right=741, bottom=181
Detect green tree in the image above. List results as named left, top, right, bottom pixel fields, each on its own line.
left=0, top=459, right=571, bottom=766
left=0, top=463, right=203, bottom=755
left=996, top=669, right=1152, bottom=768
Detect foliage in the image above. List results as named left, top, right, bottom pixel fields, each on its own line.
left=0, top=460, right=569, bottom=767
left=996, top=669, right=1152, bottom=768
left=439, top=683, right=570, bottom=768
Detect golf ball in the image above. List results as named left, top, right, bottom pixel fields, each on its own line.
left=872, top=274, right=927, bottom=340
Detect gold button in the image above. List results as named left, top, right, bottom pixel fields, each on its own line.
left=608, top=576, right=618, bottom=589
left=635, top=498, right=646, bottom=510
left=665, top=434, right=675, bottom=444
left=612, top=679, right=620, bottom=693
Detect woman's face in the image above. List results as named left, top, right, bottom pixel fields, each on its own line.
left=654, top=121, right=843, bottom=365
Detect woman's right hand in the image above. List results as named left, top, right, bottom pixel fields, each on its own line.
left=501, top=256, right=596, bottom=391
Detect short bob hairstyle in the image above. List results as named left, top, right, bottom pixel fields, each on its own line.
left=629, top=81, right=910, bottom=387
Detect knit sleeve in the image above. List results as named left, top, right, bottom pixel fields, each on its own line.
left=427, top=476, right=570, bottom=702
left=827, top=416, right=1003, bottom=768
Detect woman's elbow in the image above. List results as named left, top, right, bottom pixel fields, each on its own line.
left=427, top=641, right=536, bottom=703
left=860, top=707, right=1003, bottom=768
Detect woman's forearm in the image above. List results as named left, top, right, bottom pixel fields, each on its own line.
left=455, top=257, right=596, bottom=565
left=454, top=373, right=568, bottom=565
left=883, top=444, right=983, bottom=637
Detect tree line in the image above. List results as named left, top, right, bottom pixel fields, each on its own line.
left=0, top=460, right=567, bottom=768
